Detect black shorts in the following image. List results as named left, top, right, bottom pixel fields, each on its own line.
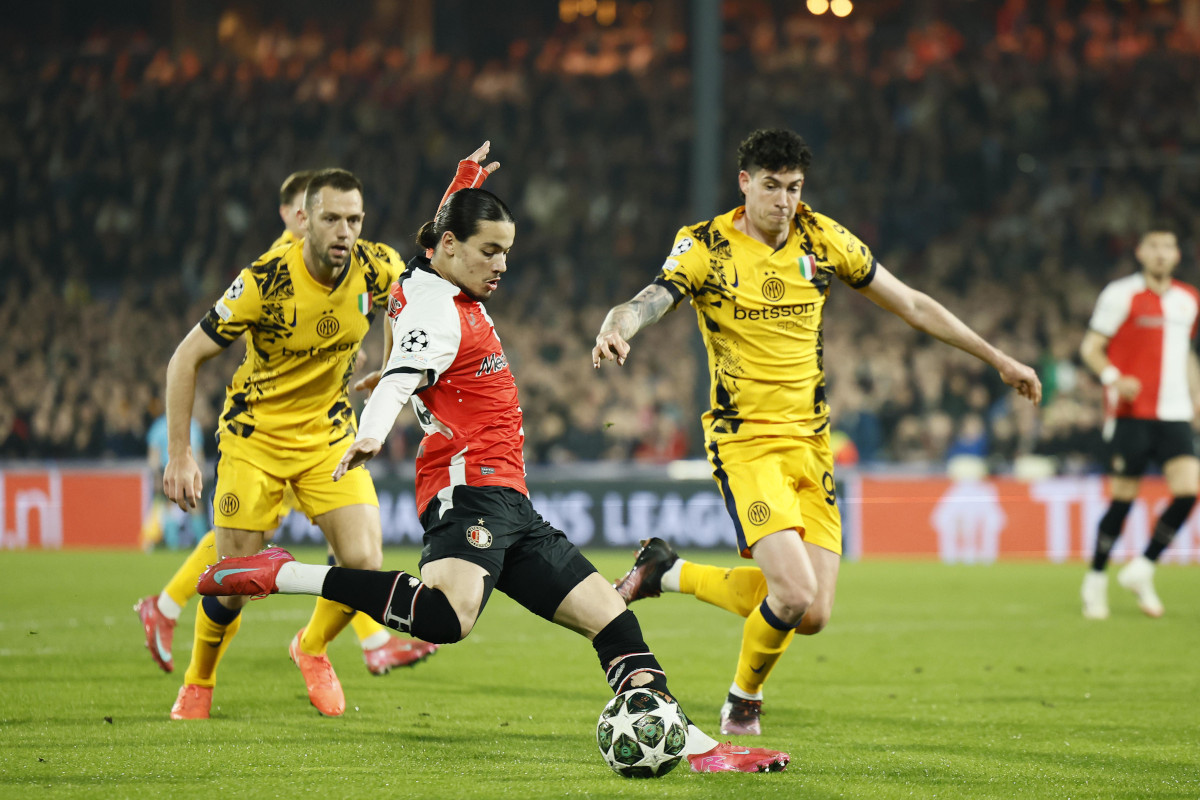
left=1106, top=419, right=1196, bottom=477
left=418, top=485, right=597, bottom=620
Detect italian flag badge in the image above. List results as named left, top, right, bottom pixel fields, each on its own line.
left=798, top=254, right=817, bottom=281
left=357, top=292, right=371, bottom=314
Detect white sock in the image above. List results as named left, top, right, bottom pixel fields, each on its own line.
left=728, top=682, right=764, bottom=702
left=276, top=562, right=330, bottom=595
left=156, top=591, right=183, bottom=621
left=683, top=723, right=719, bottom=755
left=659, top=559, right=685, bottom=593
left=360, top=630, right=390, bottom=650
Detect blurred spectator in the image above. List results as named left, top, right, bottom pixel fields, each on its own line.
left=3, top=0, right=1198, bottom=474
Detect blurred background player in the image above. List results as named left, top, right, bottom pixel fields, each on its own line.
left=196, top=185, right=790, bottom=773
left=161, top=151, right=494, bottom=720
left=141, top=396, right=208, bottom=551
left=135, top=170, right=437, bottom=677
left=1080, top=224, right=1200, bottom=619
left=593, top=128, right=1041, bottom=736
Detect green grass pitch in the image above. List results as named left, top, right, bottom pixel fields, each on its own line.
left=2, top=547, right=1198, bottom=799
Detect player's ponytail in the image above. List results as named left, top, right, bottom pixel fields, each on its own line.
left=416, top=220, right=439, bottom=250
left=415, top=189, right=514, bottom=252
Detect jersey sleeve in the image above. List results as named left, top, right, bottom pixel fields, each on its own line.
left=438, top=159, right=490, bottom=210
left=199, top=269, right=262, bottom=347
left=383, top=290, right=462, bottom=386
left=652, top=227, right=709, bottom=306
left=823, top=217, right=877, bottom=289
left=1088, top=282, right=1131, bottom=337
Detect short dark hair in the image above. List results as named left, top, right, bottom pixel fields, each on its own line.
left=279, top=170, right=316, bottom=206
left=304, top=168, right=364, bottom=210
left=1142, top=220, right=1177, bottom=239
left=416, top=189, right=515, bottom=250
left=737, top=129, right=812, bottom=175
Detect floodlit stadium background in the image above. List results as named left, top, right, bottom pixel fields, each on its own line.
left=2, top=0, right=1198, bottom=558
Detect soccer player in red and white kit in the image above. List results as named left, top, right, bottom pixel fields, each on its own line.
left=1080, top=224, right=1200, bottom=619
left=196, top=187, right=790, bottom=773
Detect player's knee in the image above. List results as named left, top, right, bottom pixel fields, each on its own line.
left=795, top=605, right=832, bottom=635
left=456, top=616, right=478, bottom=640
left=409, top=586, right=467, bottom=644
left=334, top=545, right=383, bottom=572
left=771, top=583, right=817, bottom=623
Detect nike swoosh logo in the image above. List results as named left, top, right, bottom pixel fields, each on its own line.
left=155, top=631, right=172, bottom=663
left=750, top=663, right=765, bottom=673
left=214, top=568, right=257, bottom=585
left=730, top=265, right=739, bottom=288
left=289, top=306, right=297, bottom=327
left=730, top=749, right=751, bottom=755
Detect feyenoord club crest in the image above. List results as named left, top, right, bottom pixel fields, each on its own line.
left=466, top=519, right=492, bottom=549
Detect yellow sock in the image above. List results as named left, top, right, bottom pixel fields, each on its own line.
left=183, top=598, right=242, bottom=688
left=300, top=597, right=355, bottom=656
left=350, top=612, right=387, bottom=644
left=163, top=530, right=218, bottom=608
left=141, top=498, right=165, bottom=550
left=734, top=601, right=795, bottom=695
left=679, top=562, right=769, bottom=619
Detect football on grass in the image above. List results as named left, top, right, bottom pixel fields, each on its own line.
left=596, top=688, right=688, bottom=778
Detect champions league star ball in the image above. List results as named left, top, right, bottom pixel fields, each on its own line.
left=596, top=688, right=688, bottom=778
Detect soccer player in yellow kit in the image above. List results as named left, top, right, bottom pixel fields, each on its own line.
left=162, top=150, right=496, bottom=719
left=134, top=170, right=436, bottom=680
left=593, top=129, right=1041, bottom=736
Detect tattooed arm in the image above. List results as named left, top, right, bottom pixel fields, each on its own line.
left=592, top=283, right=676, bottom=368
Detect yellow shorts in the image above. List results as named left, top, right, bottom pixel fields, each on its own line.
left=705, top=431, right=842, bottom=558
left=213, top=435, right=377, bottom=531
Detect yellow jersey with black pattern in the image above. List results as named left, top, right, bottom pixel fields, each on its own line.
left=267, top=229, right=298, bottom=252
left=654, top=203, right=877, bottom=439
left=199, top=238, right=404, bottom=450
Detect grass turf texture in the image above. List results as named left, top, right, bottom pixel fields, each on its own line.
left=1, top=548, right=1198, bottom=799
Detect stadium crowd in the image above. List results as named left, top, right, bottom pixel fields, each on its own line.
left=2, top=0, right=1198, bottom=474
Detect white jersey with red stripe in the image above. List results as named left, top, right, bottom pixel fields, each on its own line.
left=384, top=256, right=527, bottom=514
left=1088, top=272, right=1199, bottom=421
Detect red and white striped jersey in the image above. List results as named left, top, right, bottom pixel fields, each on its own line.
left=384, top=257, right=526, bottom=514
left=1088, top=273, right=1199, bottom=421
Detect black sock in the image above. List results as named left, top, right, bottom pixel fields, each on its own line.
left=593, top=610, right=675, bottom=703
left=321, top=567, right=463, bottom=644
left=1144, top=495, right=1196, bottom=561
left=1092, top=500, right=1132, bottom=571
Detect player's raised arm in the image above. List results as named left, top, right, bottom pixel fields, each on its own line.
left=437, top=141, right=500, bottom=210
left=857, top=263, right=1042, bottom=404
left=163, top=325, right=225, bottom=510
left=592, top=283, right=676, bottom=368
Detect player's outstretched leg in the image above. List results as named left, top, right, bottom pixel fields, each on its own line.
left=332, top=549, right=439, bottom=674
left=613, top=538, right=678, bottom=603
left=614, top=538, right=771, bottom=618
left=198, top=548, right=465, bottom=644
